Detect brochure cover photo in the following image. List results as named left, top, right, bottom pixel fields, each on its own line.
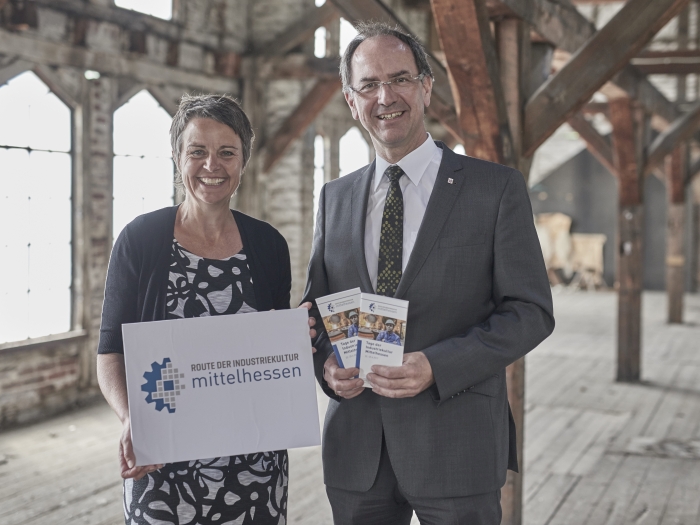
left=358, top=293, right=408, bottom=387
left=314, top=288, right=362, bottom=369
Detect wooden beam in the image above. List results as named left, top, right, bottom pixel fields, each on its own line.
left=0, top=28, right=237, bottom=92
left=637, top=49, right=700, bottom=59
left=262, top=78, right=342, bottom=173
left=567, top=113, right=617, bottom=177
left=258, top=55, right=340, bottom=80
left=491, top=0, right=595, bottom=54
left=609, top=98, right=645, bottom=383
left=425, top=96, right=463, bottom=145
left=630, top=61, right=700, bottom=76
left=327, top=0, right=457, bottom=131
left=645, top=102, right=700, bottom=175
left=32, top=0, right=236, bottom=51
left=523, top=0, right=689, bottom=157
left=608, top=65, right=679, bottom=128
left=256, top=3, right=340, bottom=56
left=665, top=144, right=687, bottom=324
left=430, top=0, right=514, bottom=165
left=494, top=0, right=680, bottom=128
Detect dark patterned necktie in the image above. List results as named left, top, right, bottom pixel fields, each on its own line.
left=376, top=165, right=405, bottom=296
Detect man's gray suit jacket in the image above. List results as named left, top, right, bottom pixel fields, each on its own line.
left=302, top=142, right=554, bottom=498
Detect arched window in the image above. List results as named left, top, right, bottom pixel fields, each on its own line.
left=0, top=71, right=72, bottom=343
left=114, top=0, right=172, bottom=20
left=113, top=90, right=174, bottom=241
left=339, top=126, right=369, bottom=177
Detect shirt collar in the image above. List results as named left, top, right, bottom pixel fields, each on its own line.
left=374, top=133, right=439, bottom=191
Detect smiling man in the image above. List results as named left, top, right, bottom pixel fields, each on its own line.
left=302, top=22, right=554, bottom=525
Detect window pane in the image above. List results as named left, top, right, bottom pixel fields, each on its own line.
left=113, top=156, right=175, bottom=238
left=340, top=18, right=358, bottom=56
left=313, top=135, right=325, bottom=223
left=339, top=127, right=369, bottom=177
left=0, top=73, right=72, bottom=344
left=113, top=90, right=174, bottom=240
left=315, top=27, right=327, bottom=58
left=0, top=71, right=71, bottom=152
left=115, top=0, right=172, bottom=20
left=113, top=91, right=172, bottom=157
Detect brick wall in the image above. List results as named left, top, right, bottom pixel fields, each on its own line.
left=0, top=338, right=91, bottom=427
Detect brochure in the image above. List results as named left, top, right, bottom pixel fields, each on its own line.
left=315, top=288, right=362, bottom=369
left=357, top=294, right=408, bottom=387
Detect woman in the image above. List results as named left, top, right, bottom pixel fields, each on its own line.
left=97, top=94, right=315, bottom=525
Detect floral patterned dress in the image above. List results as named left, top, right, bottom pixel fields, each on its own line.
left=122, top=240, right=288, bottom=525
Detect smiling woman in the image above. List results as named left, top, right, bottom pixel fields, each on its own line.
left=96, top=94, right=316, bottom=525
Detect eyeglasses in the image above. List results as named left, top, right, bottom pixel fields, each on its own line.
left=349, top=74, right=426, bottom=96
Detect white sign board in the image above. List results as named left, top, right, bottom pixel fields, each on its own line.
left=122, top=309, right=320, bottom=466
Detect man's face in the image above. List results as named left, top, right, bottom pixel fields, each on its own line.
left=385, top=323, right=395, bottom=333
left=344, top=35, right=432, bottom=154
left=350, top=315, right=358, bottom=325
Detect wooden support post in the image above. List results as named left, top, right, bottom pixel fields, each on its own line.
left=430, top=0, right=515, bottom=166
left=665, top=144, right=687, bottom=324
left=610, top=98, right=645, bottom=383
left=497, top=17, right=526, bottom=525
left=690, top=175, right=700, bottom=293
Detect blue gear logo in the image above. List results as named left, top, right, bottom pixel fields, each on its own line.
left=327, top=303, right=335, bottom=313
left=369, top=303, right=376, bottom=312
left=142, top=358, right=185, bottom=414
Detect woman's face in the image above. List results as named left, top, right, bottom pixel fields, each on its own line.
left=178, top=118, right=244, bottom=207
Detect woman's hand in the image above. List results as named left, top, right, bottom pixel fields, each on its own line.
left=119, top=419, right=164, bottom=480
left=298, top=302, right=317, bottom=354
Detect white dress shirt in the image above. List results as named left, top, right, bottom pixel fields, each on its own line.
left=364, top=134, right=443, bottom=290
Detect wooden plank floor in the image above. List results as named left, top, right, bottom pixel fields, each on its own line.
left=0, top=291, right=698, bottom=524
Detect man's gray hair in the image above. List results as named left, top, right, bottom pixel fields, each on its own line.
left=170, top=94, right=254, bottom=188
left=340, top=21, right=433, bottom=92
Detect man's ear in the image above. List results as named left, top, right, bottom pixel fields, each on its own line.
left=344, top=91, right=360, bottom=120
left=422, top=76, right=433, bottom=109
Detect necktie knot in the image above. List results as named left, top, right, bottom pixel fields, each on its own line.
left=385, top=165, right=405, bottom=184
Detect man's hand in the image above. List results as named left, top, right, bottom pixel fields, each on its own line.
left=367, top=351, right=434, bottom=398
left=298, top=302, right=317, bottom=353
left=323, top=353, right=364, bottom=399
left=119, top=420, right=163, bottom=480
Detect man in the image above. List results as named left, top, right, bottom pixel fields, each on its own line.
left=347, top=311, right=359, bottom=338
left=302, top=21, right=554, bottom=525
left=376, top=318, right=401, bottom=346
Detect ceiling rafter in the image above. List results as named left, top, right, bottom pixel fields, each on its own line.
left=523, top=0, right=690, bottom=157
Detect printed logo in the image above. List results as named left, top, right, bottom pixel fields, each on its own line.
left=327, top=303, right=335, bottom=313
left=369, top=303, right=376, bottom=312
left=142, top=358, right=185, bottom=413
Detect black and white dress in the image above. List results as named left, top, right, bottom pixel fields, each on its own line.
left=123, top=240, right=288, bottom=525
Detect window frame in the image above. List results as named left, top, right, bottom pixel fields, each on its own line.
left=0, top=66, right=85, bottom=345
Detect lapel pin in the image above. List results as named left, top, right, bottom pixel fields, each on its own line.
left=447, top=178, right=454, bottom=184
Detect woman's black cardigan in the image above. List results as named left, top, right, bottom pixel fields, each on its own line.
left=98, top=205, right=292, bottom=354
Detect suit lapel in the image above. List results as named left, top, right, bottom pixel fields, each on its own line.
left=351, top=161, right=376, bottom=293
left=395, top=145, right=464, bottom=299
